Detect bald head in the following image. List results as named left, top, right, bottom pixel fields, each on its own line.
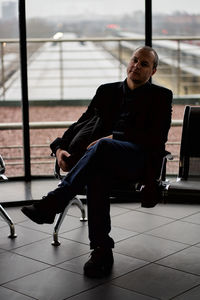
left=133, top=46, right=159, bottom=69
left=126, top=46, right=158, bottom=89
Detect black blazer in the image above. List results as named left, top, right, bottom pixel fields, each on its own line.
left=50, top=80, right=172, bottom=158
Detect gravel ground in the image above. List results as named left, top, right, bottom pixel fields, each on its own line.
left=0, top=104, right=185, bottom=177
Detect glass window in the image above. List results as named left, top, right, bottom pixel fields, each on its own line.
left=152, top=0, right=200, bottom=176
left=24, top=0, right=145, bottom=176
left=0, top=0, right=23, bottom=177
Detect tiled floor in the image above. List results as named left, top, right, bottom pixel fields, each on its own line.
left=1, top=187, right=200, bottom=299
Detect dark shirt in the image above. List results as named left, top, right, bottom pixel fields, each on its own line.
left=113, top=80, right=148, bottom=141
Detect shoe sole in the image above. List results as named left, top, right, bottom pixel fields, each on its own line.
left=84, top=269, right=112, bottom=278
left=84, top=263, right=113, bottom=278
left=21, top=207, right=46, bottom=224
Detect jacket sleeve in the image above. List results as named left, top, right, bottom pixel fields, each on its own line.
left=50, top=86, right=103, bottom=154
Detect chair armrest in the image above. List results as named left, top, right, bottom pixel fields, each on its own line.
left=54, top=159, right=62, bottom=180
left=0, top=155, right=8, bottom=181
left=0, top=155, right=6, bottom=174
left=158, top=151, right=173, bottom=182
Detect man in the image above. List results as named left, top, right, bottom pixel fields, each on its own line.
left=22, top=46, right=173, bottom=278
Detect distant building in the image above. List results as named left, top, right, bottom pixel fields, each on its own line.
left=2, top=1, right=17, bottom=20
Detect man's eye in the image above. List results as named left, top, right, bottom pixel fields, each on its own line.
left=141, top=62, right=149, bottom=67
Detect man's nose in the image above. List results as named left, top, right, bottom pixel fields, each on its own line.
left=135, top=61, right=141, bottom=69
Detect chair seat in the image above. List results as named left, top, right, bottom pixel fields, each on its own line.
left=0, top=174, right=8, bottom=181
left=168, top=178, right=200, bottom=198
left=169, top=178, right=200, bottom=190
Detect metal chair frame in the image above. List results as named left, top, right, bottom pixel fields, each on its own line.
left=0, top=155, right=17, bottom=239
left=52, top=162, right=87, bottom=246
left=51, top=195, right=87, bottom=246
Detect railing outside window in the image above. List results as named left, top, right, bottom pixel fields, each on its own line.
left=1, top=36, right=200, bottom=101
left=0, top=120, right=182, bottom=178
left=1, top=36, right=200, bottom=178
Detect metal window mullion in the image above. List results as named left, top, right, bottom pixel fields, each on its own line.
left=145, top=0, right=152, bottom=47
left=19, top=0, right=31, bottom=181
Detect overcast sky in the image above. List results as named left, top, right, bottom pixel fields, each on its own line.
left=0, top=0, right=200, bottom=18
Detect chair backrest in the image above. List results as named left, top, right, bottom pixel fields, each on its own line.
left=178, top=105, right=200, bottom=179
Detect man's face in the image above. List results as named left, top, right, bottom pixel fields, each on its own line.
left=127, top=48, right=157, bottom=86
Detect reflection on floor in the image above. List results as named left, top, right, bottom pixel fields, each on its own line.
left=1, top=197, right=200, bottom=299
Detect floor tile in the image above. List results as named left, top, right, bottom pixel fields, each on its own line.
left=0, top=252, right=48, bottom=285
left=59, top=223, right=89, bottom=245
left=114, top=202, right=142, bottom=210
left=68, top=283, right=157, bottom=300
left=112, top=210, right=173, bottom=233
left=60, top=223, right=138, bottom=245
left=57, top=253, right=90, bottom=275
left=0, top=286, right=34, bottom=299
left=4, top=266, right=100, bottom=300
left=115, top=234, right=188, bottom=262
left=172, top=284, right=200, bottom=299
left=110, top=204, right=136, bottom=217
left=112, top=263, right=200, bottom=300
left=0, top=219, right=10, bottom=228
left=147, top=220, right=200, bottom=245
left=158, top=246, right=200, bottom=275
left=181, top=211, right=200, bottom=225
left=137, top=203, right=200, bottom=220
left=58, top=252, right=148, bottom=278
left=19, top=214, right=86, bottom=235
left=0, top=225, right=50, bottom=250
left=18, top=220, right=57, bottom=235
left=12, top=237, right=89, bottom=265
left=0, top=247, right=5, bottom=254
left=1, top=206, right=28, bottom=223
left=59, top=202, right=87, bottom=218
left=0, top=223, right=13, bottom=239
left=0, top=181, right=32, bottom=203
left=107, top=225, right=139, bottom=242
left=31, top=179, right=60, bottom=200
left=1, top=201, right=200, bottom=300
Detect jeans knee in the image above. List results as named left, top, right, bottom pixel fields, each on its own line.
left=94, top=138, right=112, bottom=155
left=86, top=138, right=112, bottom=165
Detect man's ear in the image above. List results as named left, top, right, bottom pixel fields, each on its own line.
left=152, top=68, right=157, bottom=76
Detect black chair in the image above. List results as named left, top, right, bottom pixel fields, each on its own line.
left=110, top=150, right=173, bottom=203
left=0, top=155, right=17, bottom=239
left=52, top=149, right=171, bottom=246
left=167, top=105, right=200, bottom=199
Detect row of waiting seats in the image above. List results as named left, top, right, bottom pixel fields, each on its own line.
left=1, top=105, right=200, bottom=245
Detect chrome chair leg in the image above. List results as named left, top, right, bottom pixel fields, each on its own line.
left=0, top=205, right=17, bottom=238
left=52, top=196, right=87, bottom=246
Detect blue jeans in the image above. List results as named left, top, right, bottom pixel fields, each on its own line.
left=48, top=138, right=145, bottom=249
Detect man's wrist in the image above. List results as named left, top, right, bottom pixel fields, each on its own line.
left=55, top=147, right=61, bottom=156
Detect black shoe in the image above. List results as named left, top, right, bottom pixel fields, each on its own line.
left=21, top=196, right=56, bottom=224
left=141, top=183, right=161, bottom=208
left=84, top=247, right=114, bottom=278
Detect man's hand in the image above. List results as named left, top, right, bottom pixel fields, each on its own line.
left=87, top=135, right=113, bottom=149
left=56, top=149, right=71, bottom=172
